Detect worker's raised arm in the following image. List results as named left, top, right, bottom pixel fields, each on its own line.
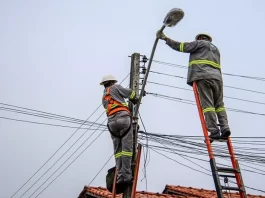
left=115, top=84, right=137, bottom=101
left=165, top=38, right=204, bottom=53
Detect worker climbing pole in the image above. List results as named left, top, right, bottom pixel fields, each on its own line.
left=108, top=8, right=185, bottom=198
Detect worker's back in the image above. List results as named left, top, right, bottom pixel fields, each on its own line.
left=102, top=84, right=131, bottom=115
left=187, top=40, right=222, bottom=86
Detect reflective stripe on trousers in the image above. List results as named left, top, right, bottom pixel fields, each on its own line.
left=115, top=151, right=133, bottom=158
left=203, top=107, right=226, bottom=113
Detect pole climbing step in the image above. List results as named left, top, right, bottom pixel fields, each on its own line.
left=192, top=82, right=247, bottom=198
left=111, top=144, right=142, bottom=198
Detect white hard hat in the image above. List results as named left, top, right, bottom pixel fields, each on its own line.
left=195, top=33, right=212, bottom=42
left=100, top=75, right=117, bottom=85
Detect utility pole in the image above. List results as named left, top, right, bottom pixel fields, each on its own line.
left=122, top=53, right=140, bottom=198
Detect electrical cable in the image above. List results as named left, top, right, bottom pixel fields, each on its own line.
left=33, top=122, right=107, bottom=198
left=88, top=153, right=113, bottom=186
left=0, top=116, right=107, bottom=131
left=138, top=112, right=148, bottom=191
left=9, top=73, right=130, bottom=198
left=150, top=147, right=212, bottom=176
left=152, top=60, right=265, bottom=82
left=150, top=70, right=265, bottom=95
left=147, top=81, right=265, bottom=106
left=147, top=136, right=211, bottom=173
left=146, top=92, right=265, bottom=117
left=139, top=133, right=265, bottom=175
left=10, top=105, right=102, bottom=198
left=20, top=112, right=106, bottom=198
left=0, top=107, right=107, bottom=130
left=148, top=145, right=265, bottom=194
left=0, top=103, right=107, bottom=128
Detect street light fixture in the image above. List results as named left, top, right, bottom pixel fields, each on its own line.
left=134, top=8, right=184, bottom=116
left=163, top=8, right=184, bottom=27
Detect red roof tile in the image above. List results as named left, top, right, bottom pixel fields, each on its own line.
left=78, top=185, right=265, bottom=198
left=78, top=186, right=183, bottom=198
left=165, top=185, right=265, bottom=198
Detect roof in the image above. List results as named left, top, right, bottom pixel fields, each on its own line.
left=78, top=186, right=181, bottom=198
left=163, top=185, right=265, bottom=198
left=78, top=185, right=265, bottom=198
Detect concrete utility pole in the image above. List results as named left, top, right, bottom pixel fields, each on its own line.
left=122, top=53, right=140, bottom=198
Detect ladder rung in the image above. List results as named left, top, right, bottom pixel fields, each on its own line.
left=217, top=167, right=239, bottom=173
left=215, top=138, right=228, bottom=142
left=221, top=186, right=244, bottom=192
left=218, top=174, right=236, bottom=178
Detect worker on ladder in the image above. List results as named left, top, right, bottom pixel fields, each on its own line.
left=156, top=31, right=231, bottom=142
left=100, top=75, right=139, bottom=185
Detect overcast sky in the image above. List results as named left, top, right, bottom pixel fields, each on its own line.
left=1, top=0, right=265, bottom=198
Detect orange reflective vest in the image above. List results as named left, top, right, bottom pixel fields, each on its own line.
left=103, top=87, right=130, bottom=116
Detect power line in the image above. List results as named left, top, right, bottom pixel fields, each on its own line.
left=19, top=112, right=106, bottom=198
left=152, top=60, right=265, bottom=82
left=9, top=73, right=130, bottom=198
left=143, top=133, right=265, bottom=174
left=138, top=130, right=265, bottom=139
left=139, top=132, right=265, bottom=175
left=88, top=154, right=113, bottom=186
left=138, top=112, right=149, bottom=191
left=148, top=136, right=211, bottom=173
left=150, top=70, right=265, bottom=95
left=150, top=147, right=212, bottom=176
left=0, top=102, right=106, bottom=127
left=0, top=116, right=107, bottom=131
left=0, top=106, right=106, bottom=129
left=10, top=105, right=102, bottom=198
left=151, top=146, right=265, bottom=194
left=33, top=123, right=107, bottom=198
left=146, top=92, right=265, bottom=117
left=147, top=81, right=265, bottom=105
left=139, top=131, right=265, bottom=161
left=229, top=180, right=265, bottom=194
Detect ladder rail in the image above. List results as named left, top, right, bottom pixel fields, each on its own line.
left=193, top=82, right=246, bottom=198
left=131, top=144, right=142, bottom=198
left=227, top=139, right=246, bottom=198
left=111, top=144, right=142, bottom=198
left=193, top=82, right=214, bottom=159
left=111, top=169, right=117, bottom=198
left=236, top=160, right=247, bottom=198
left=193, top=82, right=223, bottom=198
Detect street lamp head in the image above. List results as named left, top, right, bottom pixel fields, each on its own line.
left=163, top=8, right=184, bottom=27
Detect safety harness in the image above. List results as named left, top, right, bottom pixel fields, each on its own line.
left=103, top=87, right=131, bottom=117
left=103, top=87, right=132, bottom=139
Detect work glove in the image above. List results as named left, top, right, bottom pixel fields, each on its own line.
left=130, top=97, right=139, bottom=105
left=156, top=30, right=167, bottom=40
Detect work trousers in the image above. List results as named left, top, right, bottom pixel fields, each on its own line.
left=196, top=79, right=230, bottom=135
left=107, top=111, right=133, bottom=184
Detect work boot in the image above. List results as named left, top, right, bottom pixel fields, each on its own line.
left=221, top=128, right=231, bottom=138
left=117, top=176, right=133, bottom=185
left=123, top=178, right=133, bottom=185
left=204, top=132, right=221, bottom=143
